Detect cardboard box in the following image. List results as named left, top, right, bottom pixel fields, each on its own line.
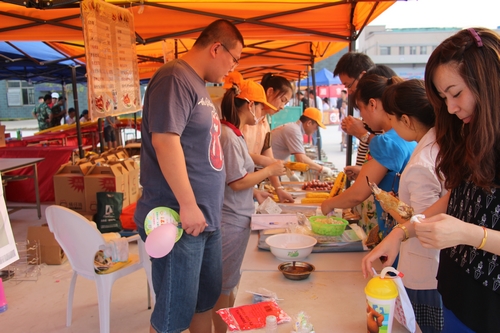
left=113, top=159, right=140, bottom=205
left=0, top=125, right=6, bottom=147
left=26, top=224, right=66, bottom=265
left=53, top=162, right=92, bottom=212
left=114, top=147, right=130, bottom=160
left=84, top=164, right=127, bottom=213
left=108, top=161, right=130, bottom=208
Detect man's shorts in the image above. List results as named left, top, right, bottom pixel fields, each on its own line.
left=104, top=125, right=116, bottom=142
left=149, top=229, right=222, bottom=333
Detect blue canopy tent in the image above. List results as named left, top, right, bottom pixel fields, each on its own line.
left=0, top=41, right=90, bottom=156
left=298, top=68, right=341, bottom=87
left=0, top=41, right=86, bottom=83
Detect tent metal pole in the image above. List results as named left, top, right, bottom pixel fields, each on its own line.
left=134, top=112, right=138, bottom=140
left=345, top=2, right=357, bottom=188
left=71, top=66, right=84, bottom=159
left=61, top=79, right=68, bottom=123
left=310, top=59, right=321, bottom=161
left=98, top=118, right=104, bottom=153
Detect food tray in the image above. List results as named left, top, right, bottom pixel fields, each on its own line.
left=276, top=204, right=318, bottom=217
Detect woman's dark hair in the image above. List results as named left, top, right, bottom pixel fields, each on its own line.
left=353, top=74, right=404, bottom=108
left=261, top=73, right=293, bottom=98
left=382, top=79, right=435, bottom=128
left=322, top=97, right=329, bottom=104
left=220, top=85, right=248, bottom=128
left=425, top=27, right=500, bottom=190
left=366, top=64, right=397, bottom=78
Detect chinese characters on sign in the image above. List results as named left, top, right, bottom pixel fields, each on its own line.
left=81, top=0, right=141, bottom=120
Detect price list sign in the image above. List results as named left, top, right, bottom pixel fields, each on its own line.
left=81, top=0, right=141, bottom=120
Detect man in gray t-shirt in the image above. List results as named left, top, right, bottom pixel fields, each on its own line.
left=133, top=19, right=244, bottom=333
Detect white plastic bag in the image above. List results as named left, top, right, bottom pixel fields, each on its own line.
left=103, top=238, right=129, bottom=262
left=380, top=267, right=417, bottom=333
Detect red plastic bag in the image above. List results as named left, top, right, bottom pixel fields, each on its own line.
left=217, top=301, right=290, bottom=331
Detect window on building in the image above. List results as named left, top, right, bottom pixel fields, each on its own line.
left=380, top=46, right=391, bottom=55
left=420, top=46, right=427, bottom=55
left=410, top=46, right=417, bottom=55
left=7, top=80, right=36, bottom=106
left=399, top=46, right=405, bottom=55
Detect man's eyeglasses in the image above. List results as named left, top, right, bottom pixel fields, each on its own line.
left=345, top=76, right=359, bottom=90
left=219, top=43, right=239, bottom=66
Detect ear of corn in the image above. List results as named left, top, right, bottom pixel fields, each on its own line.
left=285, top=162, right=310, bottom=172
left=305, top=192, right=330, bottom=198
left=301, top=197, right=327, bottom=204
left=329, top=172, right=347, bottom=197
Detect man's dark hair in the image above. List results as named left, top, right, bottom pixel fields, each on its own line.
left=194, top=19, right=244, bottom=50
left=68, top=107, right=75, bottom=114
left=43, top=93, right=52, bottom=102
left=333, top=52, right=374, bottom=78
left=299, top=115, right=315, bottom=124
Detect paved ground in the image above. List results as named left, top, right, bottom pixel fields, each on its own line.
left=1, top=119, right=356, bottom=170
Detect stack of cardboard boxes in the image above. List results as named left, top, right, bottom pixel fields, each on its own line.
left=52, top=147, right=140, bottom=217
left=27, top=148, right=141, bottom=266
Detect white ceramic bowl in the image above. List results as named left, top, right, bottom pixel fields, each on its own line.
left=265, top=233, right=317, bottom=261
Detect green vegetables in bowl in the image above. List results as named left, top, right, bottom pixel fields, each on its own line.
left=309, top=216, right=349, bottom=236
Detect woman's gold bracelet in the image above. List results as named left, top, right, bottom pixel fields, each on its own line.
left=477, top=226, right=488, bottom=250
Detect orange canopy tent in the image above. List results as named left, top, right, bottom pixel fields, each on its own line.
left=0, top=0, right=396, bottom=80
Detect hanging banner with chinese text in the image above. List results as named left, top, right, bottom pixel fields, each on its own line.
left=81, top=0, right=141, bottom=120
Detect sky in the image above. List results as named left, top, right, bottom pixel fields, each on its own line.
left=369, top=0, right=499, bottom=29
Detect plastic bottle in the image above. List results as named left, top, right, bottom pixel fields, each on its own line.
left=365, top=268, right=398, bottom=333
left=16, top=129, right=22, bottom=140
left=0, top=278, right=8, bottom=313
left=265, top=315, right=278, bottom=332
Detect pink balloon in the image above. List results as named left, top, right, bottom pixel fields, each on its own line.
left=145, top=223, right=177, bottom=258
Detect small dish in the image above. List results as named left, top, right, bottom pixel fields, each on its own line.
left=278, top=261, right=315, bottom=280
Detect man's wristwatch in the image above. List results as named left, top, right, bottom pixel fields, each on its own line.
left=360, top=131, right=371, bottom=143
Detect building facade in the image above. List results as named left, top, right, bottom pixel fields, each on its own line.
left=357, top=25, right=500, bottom=79
left=0, top=80, right=90, bottom=120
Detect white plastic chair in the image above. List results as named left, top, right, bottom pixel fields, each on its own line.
left=45, top=205, right=153, bottom=333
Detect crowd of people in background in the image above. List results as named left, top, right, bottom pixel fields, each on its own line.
left=32, top=92, right=67, bottom=131
left=30, top=92, right=118, bottom=149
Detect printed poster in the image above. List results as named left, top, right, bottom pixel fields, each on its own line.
left=81, top=0, right=141, bottom=120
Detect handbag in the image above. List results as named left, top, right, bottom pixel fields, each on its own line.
left=94, top=192, right=123, bottom=233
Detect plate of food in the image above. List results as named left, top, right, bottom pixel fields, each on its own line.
left=94, top=94, right=112, bottom=113
left=301, top=180, right=334, bottom=192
